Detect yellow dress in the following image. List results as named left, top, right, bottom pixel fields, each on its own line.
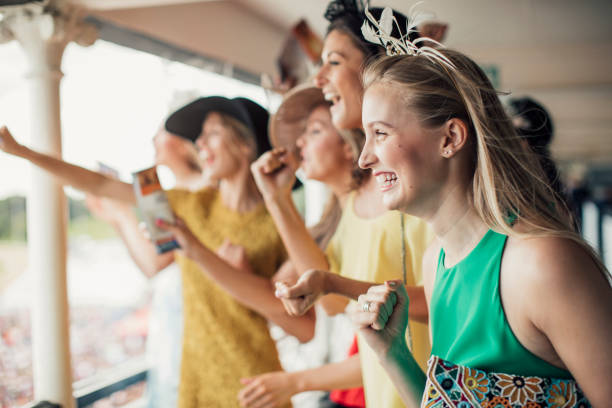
left=167, top=188, right=289, bottom=408
left=325, top=191, right=434, bottom=408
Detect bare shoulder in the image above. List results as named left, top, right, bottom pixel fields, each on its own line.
left=502, top=234, right=611, bottom=323
left=422, top=238, right=442, bottom=303
left=504, top=234, right=607, bottom=287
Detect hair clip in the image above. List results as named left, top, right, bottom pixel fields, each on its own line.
left=360, top=4, right=455, bottom=70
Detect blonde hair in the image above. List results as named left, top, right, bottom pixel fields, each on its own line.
left=363, top=50, right=607, bottom=273
left=217, top=113, right=258, bottom=161
left=309, top=124, right=369, bottom=249
left=338, top=127, right=369, bottom=190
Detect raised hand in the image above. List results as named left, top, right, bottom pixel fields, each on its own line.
left=274, top=269, right=328, bottom=316
left=155, top=216, right=199, bottom=258
left=238, top=371, right=295, bottom=408
left=250, top=147, right=298, bottom=201
left=0, top=126, right=25, bottom=156
left=217, top=238, right=254, bottom=274
left=351, top=280, right=409, bottom=356
left=418, top=22, right=448, bottom=43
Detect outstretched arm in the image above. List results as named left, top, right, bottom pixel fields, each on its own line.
left=238, top=354, right=363, bottom=408
left=276, top=269, right=428, bottom=323
left=86, top=195, right=173, bottom=277
left=158, top=218, right=315, bottom=342
left=0, top=126, right=135, bottom=204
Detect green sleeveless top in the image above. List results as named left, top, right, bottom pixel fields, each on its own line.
left=430, top=229, right=572, bottom=379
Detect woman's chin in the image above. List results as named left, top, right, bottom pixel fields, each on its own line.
left=382, top=190, right=404, bottom=212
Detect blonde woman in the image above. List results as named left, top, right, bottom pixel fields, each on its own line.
left=350, top=46, right=611, bottom=407
left=0, top=96, right=311, bottom=407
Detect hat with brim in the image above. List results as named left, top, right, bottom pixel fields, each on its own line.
left=165, top=96, right=271, bottom=157
left=269, top=83, right=330, bottom=152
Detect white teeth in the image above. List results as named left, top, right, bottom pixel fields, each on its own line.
left=376, top=173, right=397, bottom=188
left=324, top=92, right=339, bottom=103
left=199, top=150, right=210, bottom=161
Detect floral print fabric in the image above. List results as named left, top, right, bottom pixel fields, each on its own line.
left=422, top=356, right=591, bottom=408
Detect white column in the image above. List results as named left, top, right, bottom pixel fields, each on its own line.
left=1, top=3, right=96, bottom=407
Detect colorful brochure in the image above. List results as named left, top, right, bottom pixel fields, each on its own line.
left=132, top=166, right=180, bottom=254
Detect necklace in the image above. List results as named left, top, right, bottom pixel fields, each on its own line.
left=400, top=213, right=413, bottom=351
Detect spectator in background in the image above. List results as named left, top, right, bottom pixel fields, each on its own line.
left=85, top=128, right=207, bottom=408
left=507, top=97, right=583, bottom=228
left=507, top=97, right=564, bottom=198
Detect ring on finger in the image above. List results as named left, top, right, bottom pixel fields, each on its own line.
left=362, top=301, right=372, bottom=313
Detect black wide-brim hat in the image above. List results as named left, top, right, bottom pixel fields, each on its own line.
left=164, top=96, right=272, bottom=157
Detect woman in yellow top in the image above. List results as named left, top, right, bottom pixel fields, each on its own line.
left=248, top=3, right=444, bottom=408
left=0, top=96, right=314, bottom=407
left=247, top=4, right=437, bottom=403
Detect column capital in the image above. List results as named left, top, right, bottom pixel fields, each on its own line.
left=0, top=1, right=97, bottom=75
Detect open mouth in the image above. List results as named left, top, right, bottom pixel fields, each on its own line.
left=199, top=150, right=214, bottom=166
left=324, top=91, right=341, bottom=107
left=375, top=172, right=399, bottom=192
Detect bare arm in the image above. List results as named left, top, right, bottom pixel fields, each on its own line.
left=238, top=355, right=363, bottom=408
left=514, top=237, right=612, bottom=407
left=327, top=273, right=428, bottom=323
left=159, top=218, right=315, bottom=342
left=0, top=126, right=135, bottom=204
left=264, top=191, right=330, bottom=273
left=252, top=149, right=349, bottom=316
left=277, top=270, right=428, bottom=323
left=86, top=195, right=174, bottom=277
left=251, top=149, right=329, bottom=274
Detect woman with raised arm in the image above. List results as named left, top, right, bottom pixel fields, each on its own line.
left=350, top=32, right=611, bottom=407
left=240, top=84, right=368, bottom=408
left=0, top=96, right=313, bottom=407
left=85, top=127, right=205, bottom=408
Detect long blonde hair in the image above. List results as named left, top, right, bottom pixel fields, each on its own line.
left=363, top=50, right=607, bottom=273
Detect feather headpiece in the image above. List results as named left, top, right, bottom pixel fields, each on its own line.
left=360, top=3, right=455, bottom=70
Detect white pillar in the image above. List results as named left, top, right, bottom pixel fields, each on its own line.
left=1, top=3, right=96, bottom=407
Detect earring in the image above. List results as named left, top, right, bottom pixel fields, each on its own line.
left=444, top=150, right=452, bottom=156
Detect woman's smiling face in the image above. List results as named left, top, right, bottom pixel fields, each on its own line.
left=359, top=81, right=448, bottom=215
left=296, top=104, right=352, bottom=183
left=314, top=29, right=366, bottom=131
left=195, top=112, right=251, bottom=181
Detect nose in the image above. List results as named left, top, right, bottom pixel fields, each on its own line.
left=313, top=64, right=328, bottom=89
left=358, top=136, right=377, bottom=170
left=296, top=133, right=305, bottom=149
left=195, top=134, right=206, bottom=151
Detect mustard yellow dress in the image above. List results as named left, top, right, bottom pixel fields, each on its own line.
left=167, top=188, right=289, bottom=408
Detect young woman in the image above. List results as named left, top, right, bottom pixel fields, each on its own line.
left=350, top=49, right=612, bottom=407
left=239, top=84, right=368, bottom=408
left=0, top=96, right=313, bottom=407
left=84, top=128, right=205, bottom=408
left=264, top=2, right=440, bottom=407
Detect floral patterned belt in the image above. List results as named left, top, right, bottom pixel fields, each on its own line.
left=421, top=355, right=591, bottom=408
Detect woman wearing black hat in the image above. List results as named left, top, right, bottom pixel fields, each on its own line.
left=0, top=96, right=311, bottom=407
